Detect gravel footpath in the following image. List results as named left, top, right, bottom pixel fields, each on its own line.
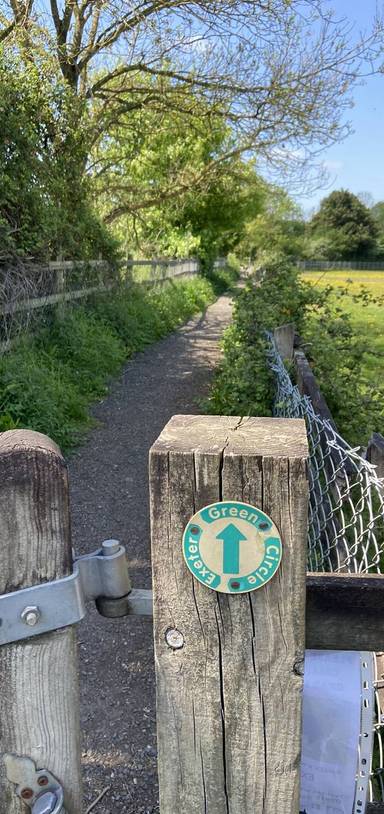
left=68, top=293, right=234, bottom=813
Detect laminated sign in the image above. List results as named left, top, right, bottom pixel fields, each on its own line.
left=182, top=500, right=282, bottom=594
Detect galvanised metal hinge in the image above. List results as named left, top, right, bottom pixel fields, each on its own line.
left=0, top=540, right=153, bottom=646
left=5, top=755, right=65, bottom=813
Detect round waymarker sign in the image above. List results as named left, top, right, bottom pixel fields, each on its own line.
left=182, top=501, right=282, bottom=594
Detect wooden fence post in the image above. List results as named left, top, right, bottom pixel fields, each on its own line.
left=54, top=251, right=66, bottom=319
left=273, top=323, right=295, bottom=361
left=367, top=432, right=384, bottom=481
left=150, top=415, right=309, bottom=814
left=0, top=430, right=82, bottom=812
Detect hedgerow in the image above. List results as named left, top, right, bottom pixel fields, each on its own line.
left=206, top=254, right=384, bottom=446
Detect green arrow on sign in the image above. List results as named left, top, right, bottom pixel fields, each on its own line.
left=216, top=523, right=247, bottom=574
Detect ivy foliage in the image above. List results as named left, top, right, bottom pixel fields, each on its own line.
left=207, top=255, right=384, bottom=446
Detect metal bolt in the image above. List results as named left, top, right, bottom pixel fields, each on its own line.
left=293, top=657, right=305, bottom=677
left=21, top=606, right=40, bottom=627
left=259, top=521, right=269, bottom=531
left=190, top=526, right=199, bottom=536
left=38, top=776, right=49, bottom=787
left=231, top=581, right=241, bottom=590
left=165, top=628, right=184, bottom=650
left=32, top=791, right=58, bottom=814
left=101, top=539, right=120, bottom=557
left=21, top=788, right=34, bottom=800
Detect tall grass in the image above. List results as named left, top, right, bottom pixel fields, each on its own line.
left=0, top=271, right=235, bottom=451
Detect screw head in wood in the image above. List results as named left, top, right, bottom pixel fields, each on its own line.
left=165, top=628, right=184, bottom=650
left=21, top=606, right=40, bottom=626
left=20, top=787, right=34, bottom=800
left=293, top=657, right=305, bottom=677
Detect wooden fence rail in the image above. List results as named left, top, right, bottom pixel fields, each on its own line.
left=0, top=256, right=201, bottom=319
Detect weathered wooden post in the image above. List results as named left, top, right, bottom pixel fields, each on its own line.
left=150, top=415, right=309, bottom=814
left=273, top=323, right=295, bottom=361
left=0, top=430, right=82, bottom=812
left=367, top=432, right=384, bottom=481
left=52, top=251, right=66, bottom=319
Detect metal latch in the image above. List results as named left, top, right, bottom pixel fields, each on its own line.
left=0, top=540, right=153, bottom=647
left=4, top=755, right=65, bottom=813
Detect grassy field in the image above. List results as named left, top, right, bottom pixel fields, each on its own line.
left=302, top=270, right=384, bottom=382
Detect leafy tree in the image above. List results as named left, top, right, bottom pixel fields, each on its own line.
left=0, top=48, right=118, bottom=262
left=371, top=202, right=384, bottom=230
left=1, top=1, right=381, bottom=205
left=0, top=2, right=382, bottom=265
left=174, top=160, right=265, bottom=267
left=357, top=191, right=375, bottom=209
left=369, top=202, right=384, bottom=257
left=309, top=190, right=379, bottom=260
left=239, top=189, right=305, bottom=261
left=91, top=91, right=265, bottom=260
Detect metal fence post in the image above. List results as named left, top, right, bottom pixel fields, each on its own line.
left=0, top=430, right=82, bottom=812
left=150, top=414, right=309, bottom=814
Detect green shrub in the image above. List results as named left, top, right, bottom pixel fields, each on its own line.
left=206, top=255, right=310, bottom=417
left=207, top=255, right=384, bottom=445
left=203, top=262, right=239, bottom=295
left=303, top=296, right=384, bottom=445
left=206, top=324, right=273, bottom=416
left=150, top=278, right=216, bottom=330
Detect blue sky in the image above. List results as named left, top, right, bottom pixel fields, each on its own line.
left=297, top=0, right=384, bottom=215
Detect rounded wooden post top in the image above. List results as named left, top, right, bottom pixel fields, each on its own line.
left=0, top=429, right=63, bottom=458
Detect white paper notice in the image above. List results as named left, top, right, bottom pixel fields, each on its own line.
left=300, top=650, right=361, bottom=814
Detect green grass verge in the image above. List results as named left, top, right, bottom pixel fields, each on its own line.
left=0, top=267, right=237, bottom=452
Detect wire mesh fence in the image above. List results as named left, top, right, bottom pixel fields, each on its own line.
left=266, top=333, right=384, bottom=806
left=267, top=334, right=384, bottom=575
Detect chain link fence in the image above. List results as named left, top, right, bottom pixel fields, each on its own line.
left=267, top=333, right=384, bottom=806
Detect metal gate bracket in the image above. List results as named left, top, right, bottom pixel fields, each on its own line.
left=4, top=754, right=65, bottom=813
left=0, top=540, right=153, bottom=646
